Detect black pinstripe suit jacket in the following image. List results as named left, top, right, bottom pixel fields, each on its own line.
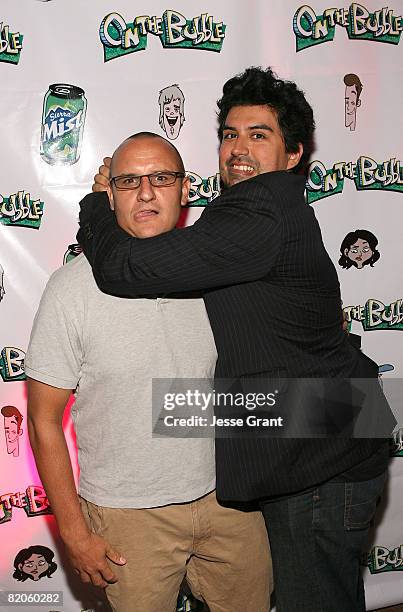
left=77, top=171, right=388, bottom=500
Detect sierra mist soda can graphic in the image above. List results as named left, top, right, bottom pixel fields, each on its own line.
left=63, top=243, right=82, bottom=265
left=40, top=84, right=87, bottom=165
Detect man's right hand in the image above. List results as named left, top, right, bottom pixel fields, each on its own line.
left=92, top=157, right=111, bottom=192
left=64, top=530, right=126, bottom=587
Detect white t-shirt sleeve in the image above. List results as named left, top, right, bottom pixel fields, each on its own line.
left=25, top=278, right=82, bottom=390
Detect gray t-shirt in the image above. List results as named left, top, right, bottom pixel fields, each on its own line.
left=25, top=255, right=217, bottom=508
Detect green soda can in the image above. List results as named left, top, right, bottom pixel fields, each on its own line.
left=63, top=243, right=83, bottom=265
left=40, top=84, right=87, bottom=165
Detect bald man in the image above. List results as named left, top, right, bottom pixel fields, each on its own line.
left=26, top=133, right=272, bottom=612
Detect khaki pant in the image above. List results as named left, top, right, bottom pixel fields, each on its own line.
left=80, top=491, right=272, bottom=612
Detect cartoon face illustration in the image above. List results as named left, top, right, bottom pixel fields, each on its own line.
left=343, top=74, right=362, bottom=131
left=338, top=230, right=380, bottom=270
left=347, top=238, right=372, bottom=267
left=1, top=405, right=23, bottom=457
left=13, top=545, right=57, bottom=582
left=158, top=84, right=185, bottom=140
left=0, top=263, right=5, bottom=302
left=20, top=554, right=49, bottom=580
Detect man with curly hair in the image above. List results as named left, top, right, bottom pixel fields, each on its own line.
left=79, top=67, right=392, bottom=612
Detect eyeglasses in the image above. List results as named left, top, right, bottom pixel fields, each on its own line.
left=110, top=172, right=185, bottom=190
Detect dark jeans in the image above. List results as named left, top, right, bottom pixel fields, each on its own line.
left=261, top=470, right=387, bottom=612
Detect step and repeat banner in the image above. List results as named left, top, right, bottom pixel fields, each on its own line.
left=0, top=1, right=402, bottom=610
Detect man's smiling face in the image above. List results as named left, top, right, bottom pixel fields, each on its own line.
left=218, top=105, right=302, bottom=188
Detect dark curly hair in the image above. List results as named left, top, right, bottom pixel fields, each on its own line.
left=217, top=66, right=315, bottom=172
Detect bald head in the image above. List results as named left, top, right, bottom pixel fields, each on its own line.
left=110, top=132, right=185, bottom=178
left=106, top=131, right=190, bottom=239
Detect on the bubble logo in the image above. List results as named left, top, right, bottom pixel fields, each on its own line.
left=0, top=190, right=44, bottom=229
left=306, top=156, right=403, bottom=203
left=187, top=172, right=221, bottom=206
left=0, top=347, right=25, bottom=382
left=293, top=4, right=403, bottom=51
left=99, top=10, right=226, bottom=61
left=0, top=22, right=23, bottom=64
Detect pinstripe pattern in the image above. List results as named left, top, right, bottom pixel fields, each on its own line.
left=78, top=171, right=385, bottom=500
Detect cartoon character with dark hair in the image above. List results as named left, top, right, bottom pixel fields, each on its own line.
left=13, top=545, right=57, bottom=581
left=344, top=73, right=363, bottom=131
left=1, top=405, right=23, bottom=457
left=158, top=84, right=185, bottom=140
left=338, top=229, right=380, bottom=269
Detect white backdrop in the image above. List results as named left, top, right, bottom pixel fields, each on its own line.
left=0, top=1, right=402, bottom=610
